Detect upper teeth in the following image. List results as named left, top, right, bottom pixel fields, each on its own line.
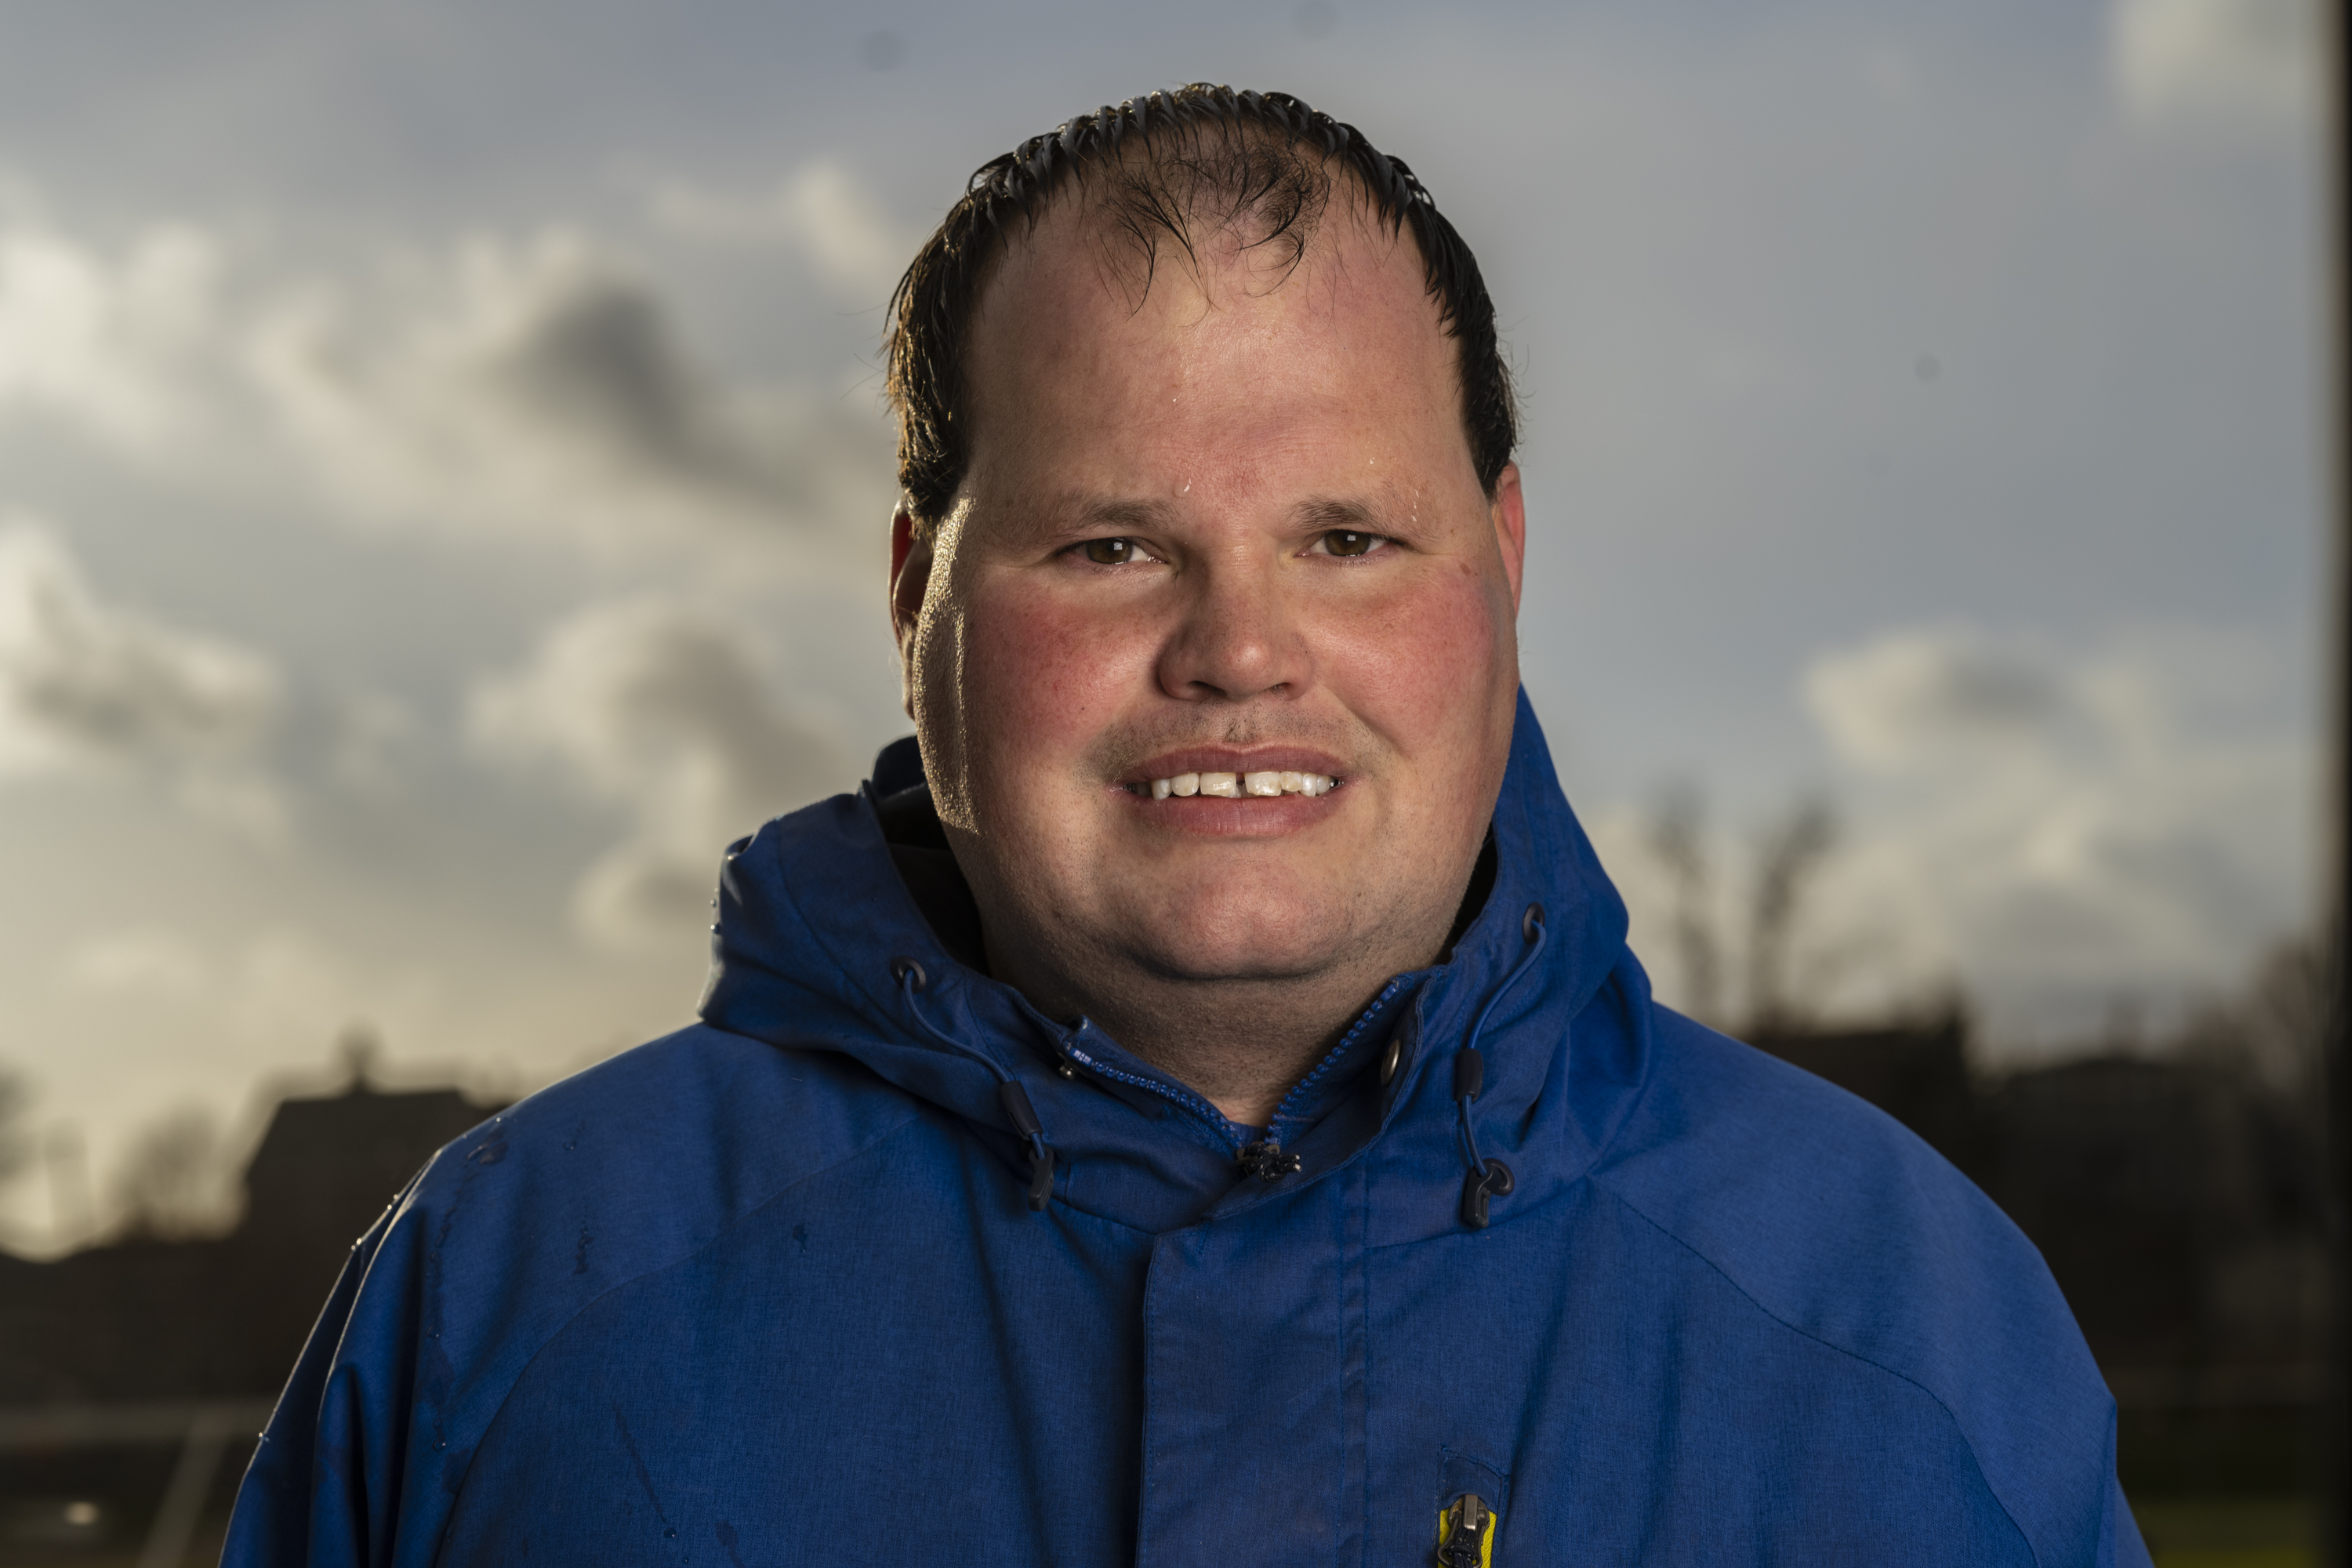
left=1149, top=770, right=1336, bottom=800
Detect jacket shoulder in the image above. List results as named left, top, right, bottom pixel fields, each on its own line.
left=223, top=1022, right=924, bottom=1568
left=1592, top=1005, right=2118, bottom=1567
left=396, top=1021, right=923, bottom=1358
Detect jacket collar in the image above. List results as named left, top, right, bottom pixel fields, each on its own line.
left=699, top=688, right=1650, bottom=1236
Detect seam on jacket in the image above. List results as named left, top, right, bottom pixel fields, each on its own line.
left=423, top=1105, right=928, bottom=1563
left=1590, top=1177, right=2047, bottom=1568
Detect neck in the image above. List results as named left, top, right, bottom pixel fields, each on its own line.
left=982, top=943, right=1397, bottom=1127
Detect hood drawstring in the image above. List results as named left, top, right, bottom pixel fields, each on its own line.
left=891, top=957, right=1056, bottom=1212
left=1454, top=904, right=1547, bottom=1231
left=887, top=897, right=1544, bottom=1225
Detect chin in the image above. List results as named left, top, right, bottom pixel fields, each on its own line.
left=1131, top=931, right=1345, bottom=985
left=1114, top=886, right=1352, bottom=983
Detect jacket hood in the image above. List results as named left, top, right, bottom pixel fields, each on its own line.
left=699, top=688, right=1652, bottom=1236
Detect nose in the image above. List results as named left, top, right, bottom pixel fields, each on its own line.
left=1154, top=546, right=1315, bottom=705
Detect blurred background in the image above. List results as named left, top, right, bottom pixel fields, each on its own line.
left=0, top=0, right=2332, bottom=1563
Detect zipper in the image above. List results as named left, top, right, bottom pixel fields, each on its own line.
left=1438, top=1493, right=1497, bottom=1567
left=1058, top=976, right=1411, bottom=1157
left=1060, top=1040, right=1246, bottom=1147
left=1268, top=977, right=1408, bottom=1128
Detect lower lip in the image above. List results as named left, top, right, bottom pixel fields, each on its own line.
left=1113, top=786, right=1348, bottom=837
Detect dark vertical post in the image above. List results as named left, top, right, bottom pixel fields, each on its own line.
left=2324, top=0, right=2349, bottom=1559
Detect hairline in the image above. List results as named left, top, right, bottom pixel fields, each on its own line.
left=912, top=166, right=1462, bottom=550
left=886, top=87, right=1517, bottom=546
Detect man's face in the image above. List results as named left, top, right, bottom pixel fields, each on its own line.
left=893, top=192, right=1525, bottom=1006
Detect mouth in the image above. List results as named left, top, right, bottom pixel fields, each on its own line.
left=1116, top=750, right=1348, bottom=804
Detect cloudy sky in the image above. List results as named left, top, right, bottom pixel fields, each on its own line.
left=0, top=0, right=2325, bottom=1244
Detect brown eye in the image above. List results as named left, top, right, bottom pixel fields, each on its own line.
left=1081, top=537, right=1138, bottom=564
left=1321, top=530, right=1379, bottom=557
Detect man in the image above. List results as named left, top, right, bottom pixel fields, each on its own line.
left=226, top=85, right=2147, bottom=1565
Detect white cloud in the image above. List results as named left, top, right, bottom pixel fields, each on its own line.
left=471, top=598, right=855, bottom=949
left=1796, top=624, right=2309, bottom=1041
left=645, top=160, right=918, bottom=297
left=1603, top=626, right=2309, bottom=1046
left=0, top=517, right=281, bottom=780
left=1804, top=626, right=2063, bottom=775
left=2111, top=0, right=2318, bottom=128
left=0, top=223, right=224, bottom=450
left=0, top=212, right=898, bottom=571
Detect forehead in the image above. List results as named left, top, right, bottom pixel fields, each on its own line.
left=960, top=185, right=1464, bottom=483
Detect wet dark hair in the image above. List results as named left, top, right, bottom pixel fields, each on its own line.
left=883, top=83, right=1516, bottom=537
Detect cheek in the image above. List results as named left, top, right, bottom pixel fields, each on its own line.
left=956, top=579, right=1149, bottom=777
left=1320, top=565, right=1510, bottom=746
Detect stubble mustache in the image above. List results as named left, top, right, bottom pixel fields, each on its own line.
left=1083, top=706, right=1383, bottom=782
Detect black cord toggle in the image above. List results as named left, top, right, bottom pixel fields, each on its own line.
left=997, top=1082, right=1056, bottom=1211
left=1460, top=1158, right=1514, bottom=1230
left=1450, top=905, right=1548, bottom=1232
left=1236, top=1139, right=1303, bottom=1181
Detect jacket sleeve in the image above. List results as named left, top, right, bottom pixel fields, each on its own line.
left=220, top=1174, right=431, bottom=1568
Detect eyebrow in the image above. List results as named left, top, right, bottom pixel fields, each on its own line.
left=994, top=495, right=1173, bottom=541
left=1076, top=498, right=1178, bottom=532
left=1291, top=497, right=1381, bottom=532
left=1078, top=496, right=1381, bottom=531
left=1003, top=492, right=1385, bottom=546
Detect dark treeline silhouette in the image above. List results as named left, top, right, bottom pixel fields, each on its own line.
left=1758, top=1001, right=2329, bottom=1385
left=1751, top=945, right=2331, bottom=1503
left=1, top=1071, right=496, bottom=1406
left=0, top=1052, right=501, bottom=1563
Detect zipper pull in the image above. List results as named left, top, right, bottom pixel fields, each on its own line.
left=1436, top=1492, right=1496, bottom=1567
left=1236, top=1138, right=1302, bottom=1181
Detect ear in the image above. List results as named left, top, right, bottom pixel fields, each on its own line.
left=889, top=506, right=934, bottom=710
left=1490, top=463, right=1526, bottom=612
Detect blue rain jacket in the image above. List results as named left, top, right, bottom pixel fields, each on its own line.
left=223, top=693, right=2148, bottom=1566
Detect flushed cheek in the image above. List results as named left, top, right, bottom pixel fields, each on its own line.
left=958, top=583, right=1154, bottom=793
left=1319, top=572, right=1510, bottom=754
